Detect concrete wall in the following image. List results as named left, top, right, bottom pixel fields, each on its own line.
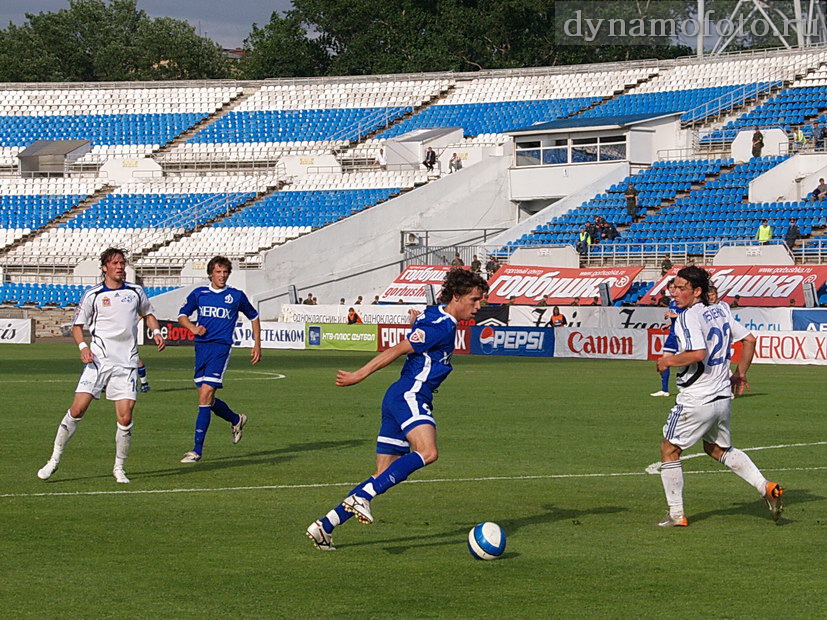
left=242, top=154, right=515, bottom=318
left=748, top=152, right=827, bottom=202
left=713, top=244, right=793, bottom=266
left=510, top=161, right=628, bottom=201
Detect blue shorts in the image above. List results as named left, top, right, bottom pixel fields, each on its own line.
left=663, top=332, right=678, bottom=354
left=376, top=379, right=436, bottom=455
left=194, top=342, right=232, bottom=388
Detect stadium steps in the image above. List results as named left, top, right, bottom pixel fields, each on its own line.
left=564, top=70, right=662, bottom=119
left=613, top=161, right=736, bottom=236
left=152, top=87, right=260, bottom=157
left=132, top=180, right=288, bottom=259
left=334, top=82, right=460, bottom=160
left=0, top=184, right=116, bottom=256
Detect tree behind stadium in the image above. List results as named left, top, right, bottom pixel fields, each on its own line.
left=0, top=0, right=230, bottom=82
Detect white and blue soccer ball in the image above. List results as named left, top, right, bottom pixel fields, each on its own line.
left=467, top=522, right=506, bottom=560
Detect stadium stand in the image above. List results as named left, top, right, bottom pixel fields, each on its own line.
left=3, top=46, right=827, bottom=309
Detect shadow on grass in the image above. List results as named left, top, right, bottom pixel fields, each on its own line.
left=689, top=488, right=821, bottom=526
left=45, top=439, right=367, bottom=483
left=344, top=504, right=626, bottom=555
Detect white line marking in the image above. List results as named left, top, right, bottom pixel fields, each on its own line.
left=3, top=465, right=825, bottom=500
left=644, top=441, right=827, bottom=474
left=1, top=371, right=286, bottom=384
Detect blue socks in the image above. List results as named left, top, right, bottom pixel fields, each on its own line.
left=211, top=398, right=240, bottom=425
left=359, top=452, right=427, bottom=498
left=661, top=368, right=670, bottom=392
left=192, top=405, right=212, bottom=454
left=320, top=477, right=374, bottom=534
left=137, top=365, right=147, bottom=379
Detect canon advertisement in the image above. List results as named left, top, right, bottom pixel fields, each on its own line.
left=555, top=327, right=648, bottom=360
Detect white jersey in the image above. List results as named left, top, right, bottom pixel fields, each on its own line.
left=74, top=281, right=154, bottom=368
left=674, top=301, right=750, bottom=402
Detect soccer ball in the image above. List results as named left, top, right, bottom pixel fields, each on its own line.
left=467, top=522, right=506, bottom=560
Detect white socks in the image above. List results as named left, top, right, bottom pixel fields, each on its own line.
left=51, top=410, right=81, bottom=461
left=660, top=460, right=685, bottom=517
left=114, top=422, right=133, bottom=469
left=719, top=447, right=767, bottom=494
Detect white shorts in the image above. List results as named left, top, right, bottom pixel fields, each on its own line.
left=662, top=393, right=732, bottom=450
left=76, top=363, right=138, bottom=401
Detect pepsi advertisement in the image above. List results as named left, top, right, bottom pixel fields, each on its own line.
left=471, top=326, right=555, bottom=357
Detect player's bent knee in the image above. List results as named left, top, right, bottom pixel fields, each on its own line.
left=419, top=449, right=438, bottom=464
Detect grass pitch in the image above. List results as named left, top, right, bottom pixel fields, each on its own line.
left=0, top=344, right=825, bottom=619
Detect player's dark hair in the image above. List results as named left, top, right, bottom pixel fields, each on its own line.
left=667, top=277, right=676, bottom=286
left=438, top=268, right=488, bottom=304
left=100, top=247, right=126, bottom=267
left=207, top=255, right=232, bottom=275
left=677, top=265, right=711, bottom=305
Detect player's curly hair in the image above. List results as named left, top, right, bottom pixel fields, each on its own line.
left=438, top=268, right=489, bottom=304
left=100, top=247, right=127, bottom=267
left=207, top=255, right=233, bottom=275
left=677, top=265, right=711, bottom=305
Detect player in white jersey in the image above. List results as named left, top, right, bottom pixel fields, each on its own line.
left=37, top=248, right=166, bottom=484
left=655, top=266, right=783, bottom=526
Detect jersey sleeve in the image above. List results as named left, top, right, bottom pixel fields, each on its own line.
left=676, top=307, right=705, bottom=352
left=238, top=290, right=259, bottom=321
left=73, top=290, right=94, bottom=326
left=406, top=317, right=449, bottom=353
left=178, top=289, right=198, bottom=318
left=137, top=287, right=155, bottom=317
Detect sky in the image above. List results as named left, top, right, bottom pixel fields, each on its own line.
left=0, top=0, right=295, bottom=49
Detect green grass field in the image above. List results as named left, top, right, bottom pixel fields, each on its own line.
left=1, top=343, right=825, bottom=619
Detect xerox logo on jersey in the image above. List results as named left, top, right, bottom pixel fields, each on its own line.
left=409, top=328, right=426, bottom=344
left=200, top=306, right=231, bottom=319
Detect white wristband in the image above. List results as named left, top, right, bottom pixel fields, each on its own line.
left=78, top=342, right=89, bottom=351
left=152, top=329, right=162, bottom=337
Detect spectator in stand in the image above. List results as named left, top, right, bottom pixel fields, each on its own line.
left=347, top=307, right=363, bottom=324
left=625, top=183, right=640, bottom=222
left=485, top=256, right=500, bottom=279
left=755, top=219, right=773, bottom=245
left=450, top=252, right=464, bottom=268
left=422, top=147, right=437, bottom=172
left=784, top=218, right=801, bottom=251
left=815, top=122, right=827, bottom=152
left=572, top=297, right=580, bottom=306
left=576, top=226, right=592, bottom=255
left=371, top=295, right=380, bottom=305
left=584, top=219, right=598, bottom=243
left=792, top=126, right=807, bottom=152
left=340, top=298, right=346, bottom=305
left=535, top=295, right=548, bottom=307
left=731, top=295, right=741, bottom=308
left=602, top=219, right=619, bottom=242
left=751, top=126, right=764, bottom=158
left=355, top=296, right=363, bottom=305
left=661, top=257, right=673, bottom=276
left=470, top=255, right=482, bottom=274
left=303, top=294, right=315, bottom=305
left=448, top=153, right=463, bottom=173
left=375, top=148, right=387, bottom=170
left=811, top=178, right=827, bottom=201
left=508, top=296, right=517, bottom=305
left=550, top=306, right=567, bottom=327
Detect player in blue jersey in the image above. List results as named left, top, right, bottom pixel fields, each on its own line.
left=651, top=278, right=683, bottom=397
left=177, top=256, right=261, bottom=463
left=306, top=268, right=488, bottom=550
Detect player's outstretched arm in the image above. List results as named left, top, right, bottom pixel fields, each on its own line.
left=73, top=324, right=94, bottom=364
left=250, top=318, right=262, bottom=364
left=143, top=314, right=166, bottom=351
left=731, top=333, right=756, bottom=396
left=336, top=339, right=414, bottom=387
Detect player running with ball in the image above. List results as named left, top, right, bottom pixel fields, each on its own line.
left=655, top=266, right=783, bottom=526
left=306, top=268, right=488, bottom=550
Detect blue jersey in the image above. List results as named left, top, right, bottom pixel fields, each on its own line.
left=398, top=304, right=457, bottom=392
left=178, top=285, right=258, bottom=346
left=667, top=299, right=685, bottom=334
